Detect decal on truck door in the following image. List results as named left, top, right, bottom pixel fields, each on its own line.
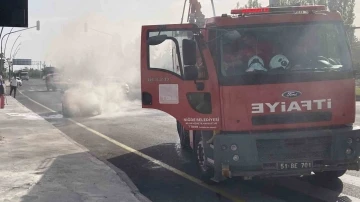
left=183, top=117, right=220, bottom=129
left=159, top=84, right=179, bottom=104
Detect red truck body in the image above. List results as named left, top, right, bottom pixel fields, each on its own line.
left=140, top=5, right=360, bottom=182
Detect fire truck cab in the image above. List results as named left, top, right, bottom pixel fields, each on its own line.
left=140, top=5, right=360, bottom=182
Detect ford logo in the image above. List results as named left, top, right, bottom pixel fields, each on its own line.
left=282, top=90, right=302, bottom=98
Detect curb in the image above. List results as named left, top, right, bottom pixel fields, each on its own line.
left=51, top=123, right=152, bottom=202
left=10, top=93, right=152, bottom=202
left=57, top=131, right=152, bottom=202
left=102, top=159, right=152, bottom=202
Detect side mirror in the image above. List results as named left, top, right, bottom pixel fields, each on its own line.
left=182, top=39, right=196, bottom=66
left=184, top=65, right=198, bottom=80
left=147, top=35, right=167, bottom=46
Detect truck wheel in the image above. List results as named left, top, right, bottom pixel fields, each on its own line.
left=176, top=121, right=181, bottom=135
left=62, top=104, right=71, bottom=118
left=177, top=121, right=190, bottom=149
left=315, top=170, right=346, bottom=179
left=194, top=133, right=215, bottom=183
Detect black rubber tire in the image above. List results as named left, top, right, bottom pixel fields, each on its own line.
left=178, top=122, right=190, bottom=149
left=62, top=104, right=72, bottom=118
left=194, top=133, right=215, bottom=184
left=176, top=121, right=181, bottom=135
left=314, top=170, right=346, bottom=179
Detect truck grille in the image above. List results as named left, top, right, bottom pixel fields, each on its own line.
left=256, top=136, right=332, bottom=162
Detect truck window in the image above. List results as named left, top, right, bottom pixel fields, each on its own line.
left=217, top=22, right=351, bottom=76
left=148, top=30, right=208, bottom=79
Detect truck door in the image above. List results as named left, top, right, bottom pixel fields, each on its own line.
left=141, top=24, right=221, bottom=130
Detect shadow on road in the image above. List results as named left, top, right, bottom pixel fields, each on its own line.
left=17, top=152, right=137, bottom=202
left=108, top=143, right=235, bottom=202
left=107, top=143, right=345, bottom=202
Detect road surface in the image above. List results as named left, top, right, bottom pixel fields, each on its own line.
left=14, top=79, right=360, bottom=202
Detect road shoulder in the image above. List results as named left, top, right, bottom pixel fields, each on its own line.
left=0, top=95, right=151, bottom=202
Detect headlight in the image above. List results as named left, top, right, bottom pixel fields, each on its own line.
left=230, top=144, right=238, bottom=151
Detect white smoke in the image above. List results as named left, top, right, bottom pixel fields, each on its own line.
left=43, top=0, right=254, bottom=117
left=45, top=13, right=142, bottom=117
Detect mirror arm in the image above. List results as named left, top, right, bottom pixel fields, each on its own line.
left=194, top=79, right=204, bottom=91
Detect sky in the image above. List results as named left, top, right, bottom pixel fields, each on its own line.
left=1, top=0, right=360, bottom=69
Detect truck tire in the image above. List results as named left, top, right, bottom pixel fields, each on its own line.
left=62, top=104, right=71, bottom=118
left=194, top=132, right=215, bottom=184
left=314, top=170, right=346, bottom=179
left=177, top=121, right=190, bottom=149
left=176, top=121, right=181, bottom=135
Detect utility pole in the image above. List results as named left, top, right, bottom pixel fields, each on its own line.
left=210, top=0, right=216, bottom=17
left=9, top=34, right=21, bottom=59
left=4, top=28, right=14, bottom=58
left=0, top=21, right=40, bottom=74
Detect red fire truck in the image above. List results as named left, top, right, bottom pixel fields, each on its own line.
left=140, top=2, right=360, bottom=183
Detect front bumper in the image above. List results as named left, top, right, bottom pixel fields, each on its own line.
left=211, top=126, right=360, bottom=181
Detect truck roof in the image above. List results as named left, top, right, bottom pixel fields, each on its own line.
left=205, top=10, right=342, bottom=27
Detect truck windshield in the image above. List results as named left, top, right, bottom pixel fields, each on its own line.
left=218, top=22, right=351, bottom=76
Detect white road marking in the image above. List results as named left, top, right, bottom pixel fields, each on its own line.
left=340, top=174, right=360, bottom=188
left=6, top=112, right=43, bottom=120
left=41, top=114, right=64, bottom=119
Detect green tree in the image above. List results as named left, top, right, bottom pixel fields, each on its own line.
left=331, top=0, right=356, bottom=43
left=236, top=0, right=261, bottom=8
left=270, top=0, right=327, bottom=6
left=268, top=0, right=356, bottom=43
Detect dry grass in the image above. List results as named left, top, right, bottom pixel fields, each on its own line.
left=356, top=87, right=360, bottom=96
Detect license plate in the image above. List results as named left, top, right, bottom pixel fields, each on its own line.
left=278, top=162, right=312, bottom=170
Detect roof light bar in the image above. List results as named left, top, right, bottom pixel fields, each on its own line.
left=231, top=5, right=326, bottom=15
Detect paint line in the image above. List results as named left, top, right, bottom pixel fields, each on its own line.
left=19, top=91, right=57, bottom=113
left=18, top=90, right=245, bottom=202
left=340, top=174, right=360, bottom=188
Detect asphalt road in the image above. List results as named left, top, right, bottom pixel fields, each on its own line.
left=12, top=79, right=360, bottom=202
